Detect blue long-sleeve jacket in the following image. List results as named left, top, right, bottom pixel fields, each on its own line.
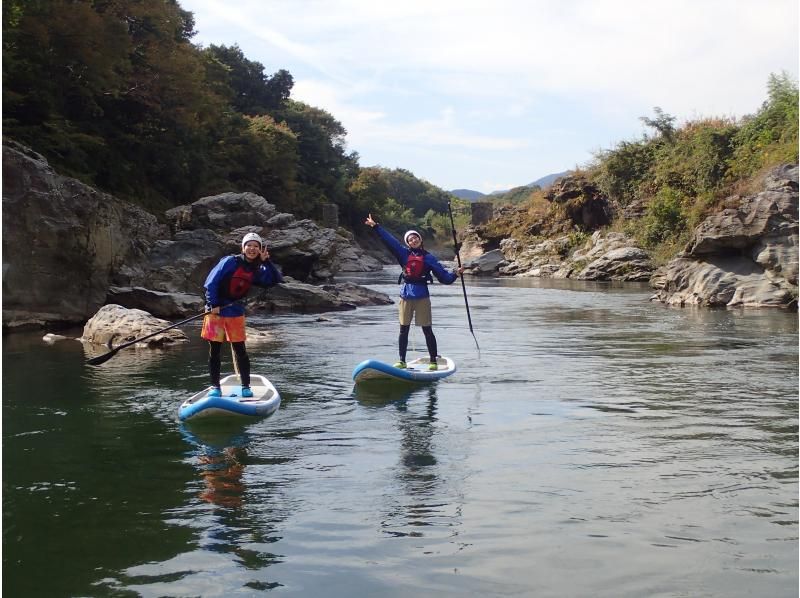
left=373, top=224, right=457, bottom=299
left=204, top=254, right=283, bottom=317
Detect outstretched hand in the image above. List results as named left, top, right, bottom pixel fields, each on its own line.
left=260, top=246, right=271, bottom=261
left=364, top=213, right=377, bottom=228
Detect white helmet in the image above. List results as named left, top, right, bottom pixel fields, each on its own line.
left=404, top=230, right=422, bottom=245
left=241, top=232, right=263, bottom=249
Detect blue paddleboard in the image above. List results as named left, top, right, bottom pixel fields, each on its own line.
left=352, top=355, right=456, bottom=383
left=179, top=374, right=281, bottom=421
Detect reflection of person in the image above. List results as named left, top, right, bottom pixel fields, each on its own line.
left=365, top=214, right=463, bottom=370
left=198, top=447, right=246, bottom=508
left=202, top=232, right=282, bottom=397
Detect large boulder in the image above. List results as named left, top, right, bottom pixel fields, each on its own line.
left=165, top=192, right=278, bottom=232
left=2, top=142, right=168, bottom=329
left=572, top=232, right=654, bottom=281
left=465, top=249, right=507, bottom=276
left=80, top=304, right=189, bottom=347
left=651, top=164, right=798, bottom=308
left=131, top=229, right=226, bottom=294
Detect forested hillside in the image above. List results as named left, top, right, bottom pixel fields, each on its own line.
left=2, top=0, right=468, bottom=237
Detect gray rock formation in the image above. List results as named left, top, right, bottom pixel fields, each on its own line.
left=80, top=304, right=189, bottom=347
left=107, top=287, right=205, bottom=318
left=572, top=232, right=654, bottom=281
left=2, top=142, right=387, bottom=330
left=544, top=174, right=614, bottom=231
left=2, top=142, right=168, bottom=329
left=249, top=279, right=393, bottom=313
left=651, top=164, right=798, bottom=308
left=165, top=192, right=383, bottom=280
left=464, top=249, right=507, bottom=276
left=488, top=230, right=652, bottom=281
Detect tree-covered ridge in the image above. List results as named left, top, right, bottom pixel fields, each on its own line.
left=488, top=73, right=798, bottom=262
left=2, top=0, right=459, bottom=238
left=348, top=166, right=470, bottom=241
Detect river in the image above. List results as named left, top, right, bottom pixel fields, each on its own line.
left=3, top=268, right=798, bottom=597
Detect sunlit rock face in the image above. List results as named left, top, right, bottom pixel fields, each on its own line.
left=652, top=164, right=798, bottom=308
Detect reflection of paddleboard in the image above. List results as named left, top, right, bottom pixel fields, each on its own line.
left=352, top=355, right=456, bottom=383
left=179, top=374, right=281, bottom=422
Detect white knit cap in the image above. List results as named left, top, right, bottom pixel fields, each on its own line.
left=241, top=232, right=263, bottom=248
left=404, top=230, right=422, bottom=245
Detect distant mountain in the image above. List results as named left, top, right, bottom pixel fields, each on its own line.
left=527, top=170, right=570, bottom=188
left=451, top=170, right=570, bottom=201
left=450, top=188, right=486, bottom=201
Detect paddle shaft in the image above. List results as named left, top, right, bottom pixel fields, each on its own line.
left=86, top=301, right=238, bottom=366
left=447, top=202, right=480, bottom=351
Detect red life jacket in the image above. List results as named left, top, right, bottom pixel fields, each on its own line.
left=226, top=258, right=256, bottom=299
left=400, top=252, right=432, bottom=284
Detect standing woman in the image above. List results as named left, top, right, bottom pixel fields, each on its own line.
left=202, top=232, right=283, bottom=397
left=365, top=213, right=463, bottom=370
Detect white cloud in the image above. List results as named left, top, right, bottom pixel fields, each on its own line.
left=293, top=79, right=530, bottom=152
left=182, top=0, right=798, bottom=190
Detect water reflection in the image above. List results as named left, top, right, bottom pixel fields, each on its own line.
left=104, top=421, right=293, bottom=595
left=355, top=382, right=464, bottom=542
left=5, top=271, right=797, bottom=597
left=351, top=379, right=420, bottom=406
left=181, top=424, right=251, bottom=510
left=82, top=343, right=177, bottom=377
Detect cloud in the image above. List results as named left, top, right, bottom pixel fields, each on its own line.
left=210, top=1, right=791, bottom=115
left=293, top=79, right=531, bottom=152
left=182, top=0, right=798, bottom=190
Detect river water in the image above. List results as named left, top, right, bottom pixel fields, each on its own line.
left=3, top=268, right=798, bottom=597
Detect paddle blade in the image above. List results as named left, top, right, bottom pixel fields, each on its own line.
left=86, top=348, right=119, bottom=366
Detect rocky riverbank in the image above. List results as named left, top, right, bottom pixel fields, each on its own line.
left=460, top=165, right=798, bottom=309
left=4, top=138, right=796, bottom=340
left=2, top=141, right=391, bottom=332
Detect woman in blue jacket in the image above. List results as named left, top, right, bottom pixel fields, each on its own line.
left=365, top=214, right=463, bottom=370
left=202, top=232, right=283, bottom=397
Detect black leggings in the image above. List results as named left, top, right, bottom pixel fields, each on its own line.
left=208, top=341, right=250, bottom=388
left=398, top=325, right=438, bottom=363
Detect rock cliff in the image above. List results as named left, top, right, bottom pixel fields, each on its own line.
left=651, top=165, right=798, bottom=308
left=2, top=142, right=168, bottom=329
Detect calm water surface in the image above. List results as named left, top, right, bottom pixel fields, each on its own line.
left=3, top=269, right=798, bottom=597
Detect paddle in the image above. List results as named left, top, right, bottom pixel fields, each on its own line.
left=447, top=201, right=480, bottom=352
left=86, top=301, right=239, bottom=366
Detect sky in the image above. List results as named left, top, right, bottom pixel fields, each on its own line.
left=179, top=0, right=798, bottom=194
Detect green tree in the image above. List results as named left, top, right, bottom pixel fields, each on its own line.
left=348, top=167, right=390, bottom=224
left=276, top=99, right=359, bottom=217
left=2, top=0, right=227, bottom=210
left=651, top=118, right=737, bottom=196
left=204, top=44, right=293, bottom=115
left=728, top=72, right=799, bottom=178
left=593, top=139, right=656, bottom=206
left=641, top=186, right=687, bottom=247
left=639, top=106, right=677, bottom=141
